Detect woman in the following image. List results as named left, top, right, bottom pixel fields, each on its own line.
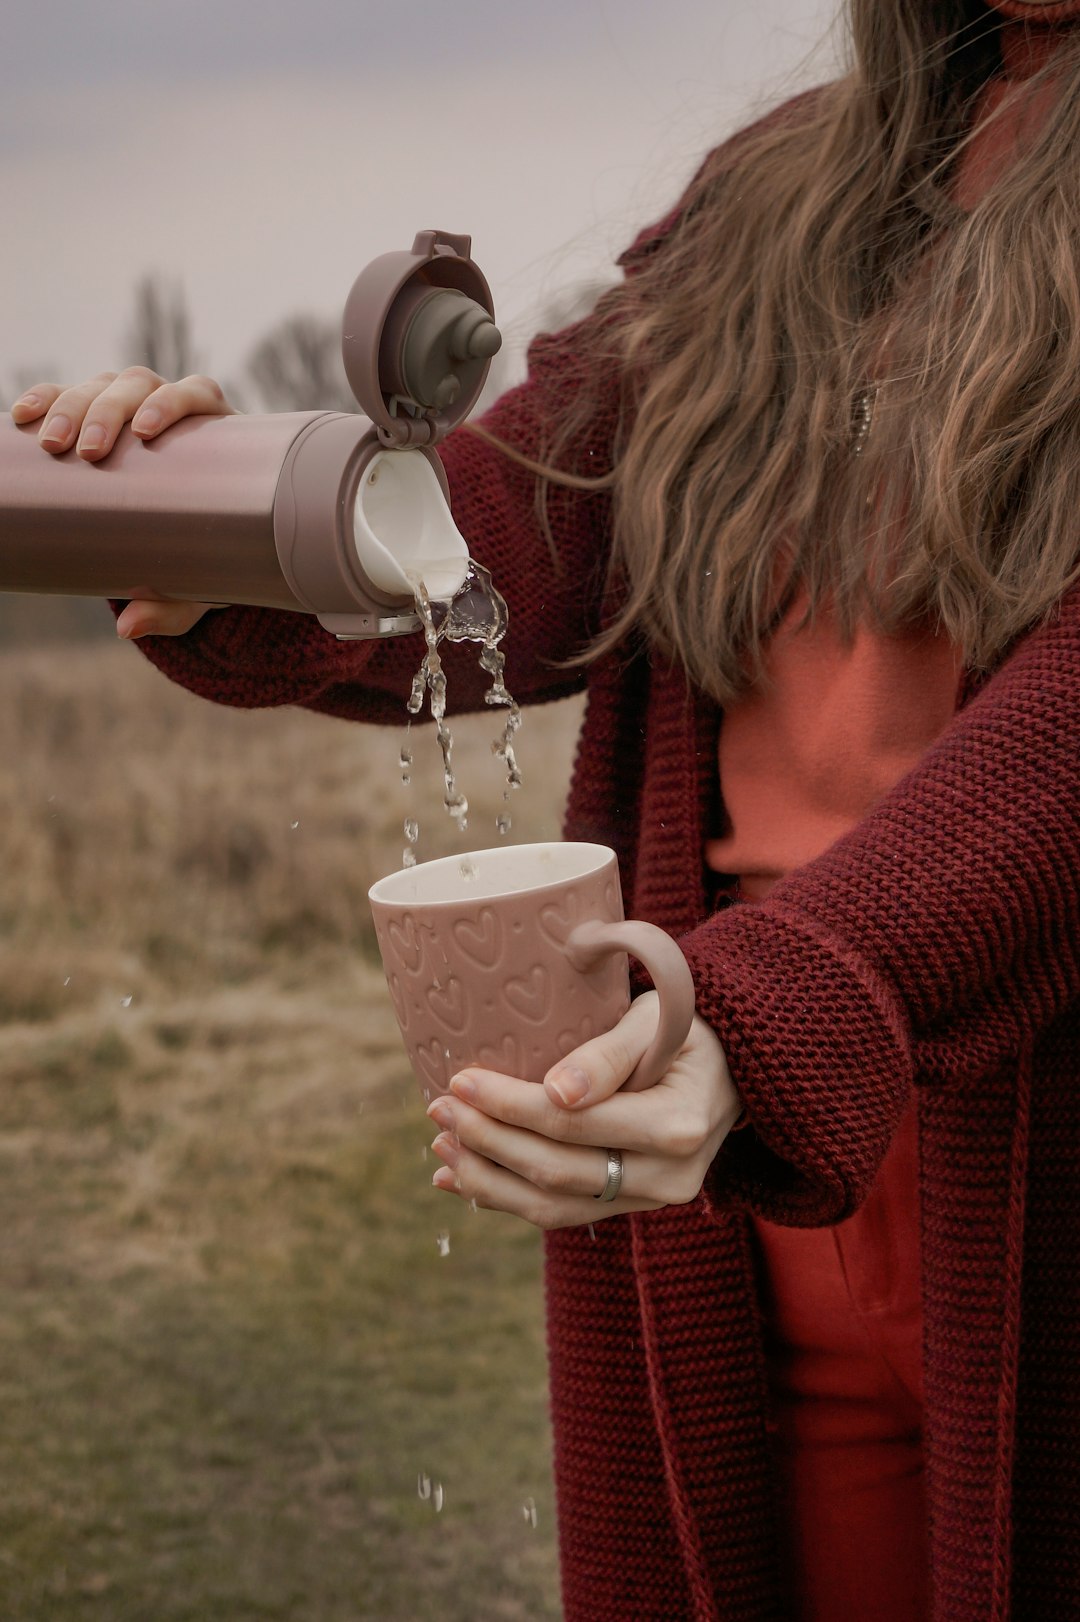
left=12, top=1, right=1080, bottom=1614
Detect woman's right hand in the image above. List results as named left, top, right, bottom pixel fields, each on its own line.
left=10, top=368, right=236, bottom=638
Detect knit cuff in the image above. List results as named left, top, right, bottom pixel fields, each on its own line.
left=678, top=902, right=914, bottom=1226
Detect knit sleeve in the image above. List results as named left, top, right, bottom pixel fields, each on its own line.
left=116, top=316, right=619, bottom=726
left=679, top=583, right=1080, bottom=1226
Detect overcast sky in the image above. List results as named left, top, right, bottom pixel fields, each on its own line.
left=2, top=0, right=842, bottom=401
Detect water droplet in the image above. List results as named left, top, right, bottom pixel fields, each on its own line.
left=587, top=1223, right=597, bottom=1242
left=468, top=1198, right=478, bottom=1214
left=404, top=818, right=419, bottom=845
left=436, top=1232, right=450, bottom=1258
left=522, top=1497, right=538, bottom=1529
left=459, top=858, right=479, bottom=882
left=496, top=813, right=512, bottom=837
left=402, top=849, right=417, bottom=869
left=421, top=1145, right=429, bottom=1163
left=418, top=1472, right=432, bottom=1501
left=446, top=791, right=468, bottom=833
left=433, top=1482, right=445, bottom=1513
left=63, top=976, right=71, bottom=988
left=290, top=820, right=300, bottom=830
left=120, top=995, right=133, bottom=1009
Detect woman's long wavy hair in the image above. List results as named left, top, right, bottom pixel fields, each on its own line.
left=474, top=0, right=1080, bottom=703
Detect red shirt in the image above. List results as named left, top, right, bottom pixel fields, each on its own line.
left=706, top=602, right=965, bottom=900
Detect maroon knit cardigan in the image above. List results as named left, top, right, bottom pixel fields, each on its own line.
left=125, top=98, right=1080, bottom=1622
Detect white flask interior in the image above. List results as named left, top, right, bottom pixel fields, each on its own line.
left=353, top=449, right=469, bottom=603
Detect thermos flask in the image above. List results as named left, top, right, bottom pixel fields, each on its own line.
left=0, top=230, right=502, bottom=638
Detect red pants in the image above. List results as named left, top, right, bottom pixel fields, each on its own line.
left=751, top=1100, right=926, bottom=1621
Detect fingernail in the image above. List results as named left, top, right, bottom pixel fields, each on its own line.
left=432, top=1167, right=457, bottom=1191
left=40, top=414, right=71, bottom=446
left=78, top=424, right=106, bottom=453
left=132, top=408, right=161, bottom=434
left=13, top=392, right=40, bottom=412
left=448, top=1073, right=477, bottom=1104
left=427, top=1099, right=454, bottom=1131
left=432, top=1132, right=460, bottom=1167
left=546, top=1064, right=591, bottom=1107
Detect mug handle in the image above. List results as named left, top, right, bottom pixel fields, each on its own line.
left=565, top=919, right=696, bottom=1091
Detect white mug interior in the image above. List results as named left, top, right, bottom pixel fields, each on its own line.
left=368, top=841, right=614, bottom=908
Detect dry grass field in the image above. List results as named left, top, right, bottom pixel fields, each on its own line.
left=0, top=629, right=583, bottom=1620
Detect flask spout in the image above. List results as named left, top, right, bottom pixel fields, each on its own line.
left=353, top=448, right=469, bottom=604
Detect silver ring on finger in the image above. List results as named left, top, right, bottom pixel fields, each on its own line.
left=594, top=1148, right=624, bottom=1203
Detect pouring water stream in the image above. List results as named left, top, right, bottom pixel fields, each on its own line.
left=402, top=560, right=522, bottom=867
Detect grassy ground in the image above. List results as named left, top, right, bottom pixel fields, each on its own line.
left=0, top=635, right=583, bottom=1620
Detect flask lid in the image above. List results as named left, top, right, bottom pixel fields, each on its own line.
left=342, top=230, right=501, bottom=449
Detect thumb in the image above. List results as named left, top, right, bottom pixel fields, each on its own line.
left=543, top=992, right=662, bottom=1110
left=116, top=598, right=220, bottom=639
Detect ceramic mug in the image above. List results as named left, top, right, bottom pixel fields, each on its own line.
left=368, top=841, right=696, bottom=1098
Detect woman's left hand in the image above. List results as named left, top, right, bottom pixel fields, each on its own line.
left=426, top=994, right=743, bottom=1230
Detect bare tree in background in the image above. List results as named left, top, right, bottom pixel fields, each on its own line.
left=124, top=275, right=197, bottom=380
left=245, top=315, right=355, bottom=413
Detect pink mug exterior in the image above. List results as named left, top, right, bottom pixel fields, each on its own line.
left=368, top=842, right=696, bottom=1098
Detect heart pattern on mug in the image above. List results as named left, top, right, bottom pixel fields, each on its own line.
left=374, top=853, right=635, bottom=1097
left=386, top=971, right=411, bottom=1032
left=386, top=912, right=424, bottom=976
left=413, top=1036, right=450, bottom=1095
left=555, top=1016, right=596, bottom=1059
left=427, top=974, right=468, bottom=1034
left=537, top=892, right=583, bottom=949
left=453, top=908, right=502, bottom=969
left=476, top=1032, right=524, bottom=1078
left=504, top=964, right=552, bottom=1025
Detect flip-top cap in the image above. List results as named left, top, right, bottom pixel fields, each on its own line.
left=342, top=230, right=501, bottom=448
